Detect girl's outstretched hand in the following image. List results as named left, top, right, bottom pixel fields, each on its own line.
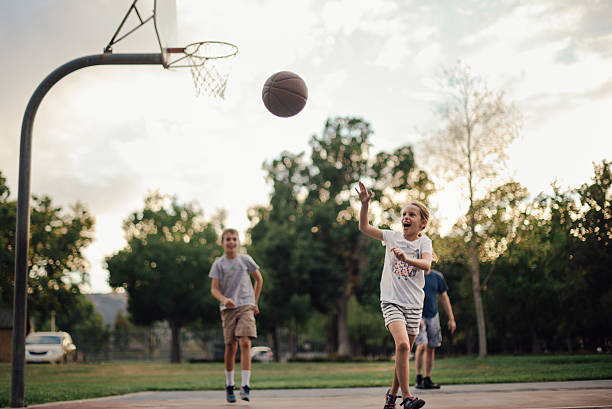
left=355, top=181, right=373, bottom=204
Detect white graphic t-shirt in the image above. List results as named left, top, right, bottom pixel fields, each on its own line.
left=380, top=230, right=433, bottom=308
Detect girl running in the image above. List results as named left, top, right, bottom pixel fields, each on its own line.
left=356, top=181, right=432, bottom=409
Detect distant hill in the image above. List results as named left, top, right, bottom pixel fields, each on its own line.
left=85, top=293, right=128, bottom=327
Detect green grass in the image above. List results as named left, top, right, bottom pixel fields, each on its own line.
left=1, top=354, right=611, bottom=407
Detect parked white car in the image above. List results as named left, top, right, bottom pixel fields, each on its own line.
left=25, top=331, right=77, bottom=363
left=250, top=346, right=273, bottom=362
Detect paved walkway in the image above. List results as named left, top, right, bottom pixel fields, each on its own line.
left=27, top=380, right=612, bottom=409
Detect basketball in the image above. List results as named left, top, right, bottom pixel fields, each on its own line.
left=262, top=71, right=308, bottom=117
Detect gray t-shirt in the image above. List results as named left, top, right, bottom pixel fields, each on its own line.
left=209, top=254, right=259, bottom=311
left=380, top=230, right=433, bottom=309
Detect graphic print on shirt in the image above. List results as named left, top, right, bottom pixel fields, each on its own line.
left=226, top=257, right=246, bottom=276
left=391, top=247, right=421, bottom=280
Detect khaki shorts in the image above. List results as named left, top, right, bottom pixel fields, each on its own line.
left=221, top=305, right=257, bottom=344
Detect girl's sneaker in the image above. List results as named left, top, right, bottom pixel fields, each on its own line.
left=384, top=389, right=400, bottom=409
left=400, top=396, right=425, bottom=409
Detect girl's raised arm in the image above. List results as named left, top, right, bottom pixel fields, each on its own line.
left=356, top=181, right=383, bottom=241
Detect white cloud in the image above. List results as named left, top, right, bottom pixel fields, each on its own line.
left=1, top=0, right=610, bottom=293
left=414, top=43, right=441, bottom=69
left=374, top=35, right=410, bottom=71
left=321, top=0, right=401, bottom=36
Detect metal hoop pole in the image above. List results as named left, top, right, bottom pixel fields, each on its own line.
left=11, top=52, right=163, bottom=408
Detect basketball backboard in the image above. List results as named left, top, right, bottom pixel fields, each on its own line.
left=105, top=0, right=237, bottom=98
left=154, top=0, right=178, bottom=53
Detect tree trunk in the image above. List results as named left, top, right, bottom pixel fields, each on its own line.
left=531, top=327, right=541, bottom=354
left=148, top=327, right=155, bottom=360
left=338, top=234, right=367, bottom=356
left=272, top=326, right=280, bottom=362
left=326, top=314, right=337, bottom=354
left=290, top=318, right=297, bottom=358
left=466, top=336, right=473, bottom=355
left=337, top=295, right=350, bottom=355
left=566, top=330, right=573, bottom=353
left=467, top=143, right=487, bottom=359
left=470, top=239, right=487, bottom=358
left=169, top=321, right=181, bottom=363
left=468, top=201, right=487, bottom=358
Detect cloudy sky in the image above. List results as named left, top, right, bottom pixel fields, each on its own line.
left=1, top=0, right=610, bottom=293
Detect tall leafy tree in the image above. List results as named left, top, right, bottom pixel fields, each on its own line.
left=0, top=171, right=96, bottom=327
left=0, top=171, right=14, bottom=309
left=441, top=163, right=609, bottom=354
left=572, top=160, right=611, bottom=346
left=0, top=170, right=109, bottom=358
left=428, top=233, right=472, bottom=353
left=249, top=117, right=433, bottom=354
left=386, top=162, right=610, bottom=354
left=425, top=62, right=522, bottom=358
left=106, top=192, right=221, bottom=363
left=27, top=197, right=95, bottom=328
left=299, top=117, right=372, bottom=354
left=248, top=152, right=313, bottom=359
left=436, top=182, right=532, bottom=353
left=472, top=182, right=552, bottom=353
left=508, top=161, right=610, bottom=352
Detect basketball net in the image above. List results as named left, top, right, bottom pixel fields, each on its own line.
left=164, top=41, right=238, bottom=98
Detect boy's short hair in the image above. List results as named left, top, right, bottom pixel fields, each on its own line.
left=220, top=228, right=239, bottom=243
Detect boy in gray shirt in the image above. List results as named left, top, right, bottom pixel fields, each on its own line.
left=210, top=228, right=263, bottom=403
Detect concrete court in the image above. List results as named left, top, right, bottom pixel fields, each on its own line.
left=26, top=380, right=612, bottom=409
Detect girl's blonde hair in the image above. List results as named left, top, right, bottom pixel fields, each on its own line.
left=404, top=201, right=438, bottom=262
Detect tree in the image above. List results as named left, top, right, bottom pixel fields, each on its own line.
left=106, top=191, right=221, bottom=363
left=425, top=62, right=522, bottom=358
left=0, top=171, right=15, bottom=309
left=307, top=117, right=435, bottom=354
left=249, top=117, right=433, bottom=355
left=572, top=160, right=611, bottom=348
left=407, top=163, right=610, bottom=354
left=0, top=170, right=109, bottom=358
left=471, top=182, right=552, bottom=353
left=0, top=171, right=96, bottom=326
left=247, top=151, right=314, bottom=359
left=27, top=197, right=95, bottom=328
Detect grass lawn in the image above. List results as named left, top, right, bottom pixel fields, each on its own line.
left=1, top=354, right=611, bottom=406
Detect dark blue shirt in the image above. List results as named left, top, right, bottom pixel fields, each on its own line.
left=422, top=270, right=448, bottom=319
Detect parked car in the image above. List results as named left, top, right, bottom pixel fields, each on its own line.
left=250, top=346, right=273, bottom=362
left=25, top=331, right=77, bottom=363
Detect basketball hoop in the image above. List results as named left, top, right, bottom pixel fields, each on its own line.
left=101, top=1, right=238, bottom=98
left=164, top=41, right=238, bottom=98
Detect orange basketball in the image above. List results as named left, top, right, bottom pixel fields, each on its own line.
left=262, top=71, right=308, bottom=117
